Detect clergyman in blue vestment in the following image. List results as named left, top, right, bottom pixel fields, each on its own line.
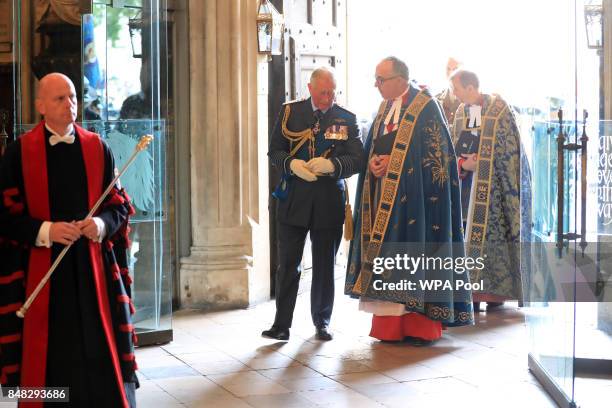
left=449, top=69, right=532, bottom=311
left=345, top=57, right=474, bottom=344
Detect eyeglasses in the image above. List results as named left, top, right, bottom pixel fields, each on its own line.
left=375, top=75, right=400, bottom=85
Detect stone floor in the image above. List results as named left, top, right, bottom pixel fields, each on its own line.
left=133, top=285, right=562, bottom=408
left=2, top=280, right=611, bottom=407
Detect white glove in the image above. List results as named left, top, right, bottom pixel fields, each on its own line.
left=306, top=157, right=335, bottom=175
left=290, top=159, right=318, bottom=182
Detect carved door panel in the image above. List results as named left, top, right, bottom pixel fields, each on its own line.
left=283, top=0, right=347, bottom=104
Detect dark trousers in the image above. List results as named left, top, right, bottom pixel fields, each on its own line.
left=273, top=223, right=342, bottom=329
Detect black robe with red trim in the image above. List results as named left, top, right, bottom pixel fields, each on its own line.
left=0, top=122, right=138, bottom=408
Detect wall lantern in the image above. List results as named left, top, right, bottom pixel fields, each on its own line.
left=129, top=11, right=144, bottom=58
left=584, top=1, right=603, bottom=50
left=256, top=0, right=284, bottom=59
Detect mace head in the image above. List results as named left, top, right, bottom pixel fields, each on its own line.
left=137, top=134, right=154, bottom=151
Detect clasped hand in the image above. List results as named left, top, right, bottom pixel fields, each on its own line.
left=306, top=157, right=334, bottom=175
left=460, top=153, right=478, bottom=172
left=49, top=219, right=99, bottom=245
left=290, top=158, right=335, bottom=182
left=369, top=154, right=390, bottom=178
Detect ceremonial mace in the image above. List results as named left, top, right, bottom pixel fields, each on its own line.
left=16, top=135, right=154, bottom=318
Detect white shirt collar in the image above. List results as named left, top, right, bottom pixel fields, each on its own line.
left=45, top=123, right=74, bottom=137
left=311, top=98, right=332, bottom=114
left=46, top=123, right=76, bottom=146
left=383, top=88, right=409, bottom=131
left=386, top=87, right=409, bottom=103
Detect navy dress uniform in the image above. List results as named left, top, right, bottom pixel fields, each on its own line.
left=267, top=97, right=365, bottom=339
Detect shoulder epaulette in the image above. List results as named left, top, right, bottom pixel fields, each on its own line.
left=283, top=98, right=307, bottom=105
left=334, top=104, right=355, bottom=116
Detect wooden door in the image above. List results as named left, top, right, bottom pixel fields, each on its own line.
left=268, top=0, right=348, bottom=295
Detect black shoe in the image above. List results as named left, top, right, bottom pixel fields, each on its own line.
left=315, top=326, right=333, bottom=341
left=403, top=336, right=436, bottom=347
left=486, top=301, right=504, bottom=311
left=261, top=327, right=290, bottom=340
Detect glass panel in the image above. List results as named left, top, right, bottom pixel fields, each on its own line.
left=530, top=120, right=578, bottom=242
left=86, top=4, right=145, bottom=121
left=573, top=119, right=612, bottom=406
left=83, top=119, right=172, bottom=336
left=524, top=119, right=578, bottom=402
left=520, top=0, right=579, bottom=404
left=573, top=0, right=612, bottom=404
left=85, top=0, right=173, bottom=341
left=526, top=1, right=612, bottom=405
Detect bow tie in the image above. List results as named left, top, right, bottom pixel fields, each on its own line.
left=49, top=133, right=75, bottom=146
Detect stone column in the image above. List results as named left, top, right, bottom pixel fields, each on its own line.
left=181, top=0, right=270, bottom=309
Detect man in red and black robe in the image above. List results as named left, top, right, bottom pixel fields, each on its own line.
left=0, top=73, right=138, bottom=407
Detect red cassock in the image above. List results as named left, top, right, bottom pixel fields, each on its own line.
left=0, top=122, right=137, bottom=407
left=370, top=313, right=442, bottom=341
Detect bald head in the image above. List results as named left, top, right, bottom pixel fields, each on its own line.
left=374, top=57, right=409, bottom=100
left=36, top=73, right=78, bottom=133
left=37, top=73, right=73, bottom=96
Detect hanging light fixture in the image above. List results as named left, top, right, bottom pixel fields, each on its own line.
left=256, top=0, right=284, bottom=59
left=129, top=10, right=144, bottom=58
left=584, top=0, right=603, bottom=50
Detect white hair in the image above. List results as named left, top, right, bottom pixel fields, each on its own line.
left=310, top=67, right=336, bottom=86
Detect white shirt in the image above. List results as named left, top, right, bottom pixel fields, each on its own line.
left=36, top=218, right=106, bottom=247
left=35, top=125, right=106, bottom=246
left=467, top=105, right=482, bottom=136
left=382, top=88, right=409, bottom=136
left=311, top=99, right=332, bottom=114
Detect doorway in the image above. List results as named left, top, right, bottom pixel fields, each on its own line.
left=268, top=0, right=612, bottom=406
